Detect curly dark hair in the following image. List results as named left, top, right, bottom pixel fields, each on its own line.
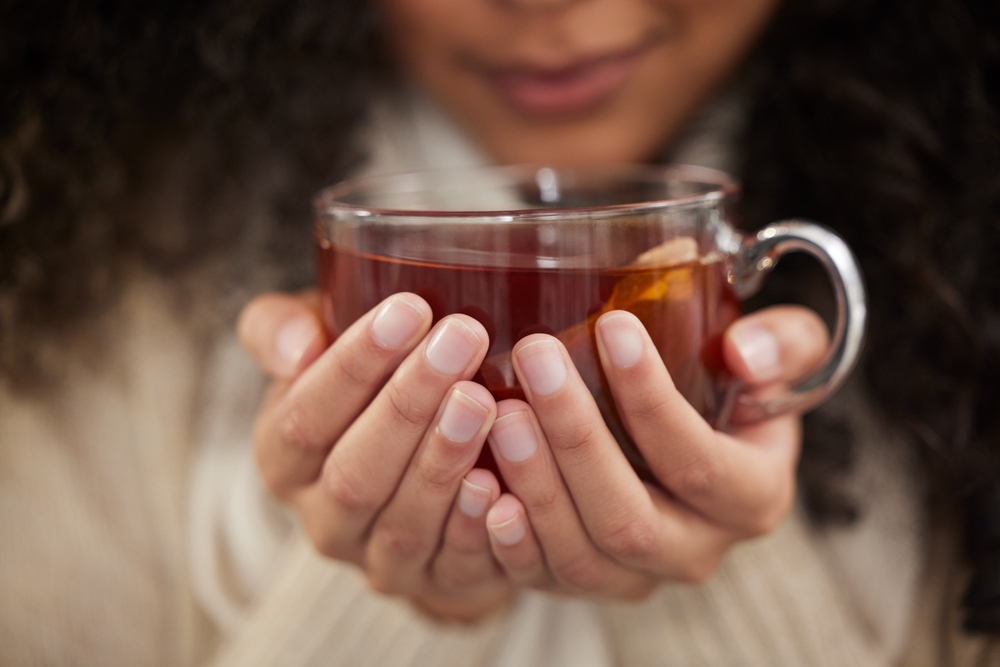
left=1, top=0, right=999, bottom=645
left=0, top=0, right=386, bottom=380
left=740, top=0, right=1000, bottom=636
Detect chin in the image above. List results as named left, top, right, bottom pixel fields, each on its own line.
left=484, top=128, right=666, bottom=167
left=466, top=100, right=677, bottom=167
left=479, top=117, right=664, bottom=165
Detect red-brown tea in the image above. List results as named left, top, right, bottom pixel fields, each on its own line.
left=316, top=228, right=740, bottom=479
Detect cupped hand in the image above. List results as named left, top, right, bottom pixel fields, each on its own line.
left=238, top=291, right=513, bottom=621
left=481, top=305, right=828, bottom=598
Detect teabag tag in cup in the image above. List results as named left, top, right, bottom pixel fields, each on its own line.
left=478, top=236, right=700, bottom=395
left=605, top=236, right=699, bottom=307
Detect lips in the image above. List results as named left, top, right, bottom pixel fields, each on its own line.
left=481, top=45, right=651, bottom=118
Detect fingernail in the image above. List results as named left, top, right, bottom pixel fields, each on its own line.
left=489, top=412, right=538, bottom=462
left=597, top=314, right=644, bottom=369
left=515, top=340, right=566, bottom=396
left=730, top=323, right=779, bottom=380
left=488, top=510, right=526, bottom=546
left=425, top=319, right=481, bottom=374
left=457, top=479, right=492, bottom=518
left=275, top=315, right=320, bottom=374
left=372, top=296, right=425, bottom=349
left=438, top=389, right=489, bottom=444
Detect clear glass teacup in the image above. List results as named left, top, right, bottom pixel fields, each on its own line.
left=314, top=165, right=866, bottom=478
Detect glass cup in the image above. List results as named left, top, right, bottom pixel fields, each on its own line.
left=314, top=165, right=866, bottom=478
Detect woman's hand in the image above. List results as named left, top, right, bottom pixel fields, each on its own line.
left=238, top=291, right=513, bottom=621
left=481, top=306, right=828, bottom=598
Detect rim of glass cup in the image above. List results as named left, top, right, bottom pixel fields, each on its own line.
left=313, top=163, right=740, bottom=220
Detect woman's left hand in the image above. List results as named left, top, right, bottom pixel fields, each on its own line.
left=481, top=305, right=828, bottom=598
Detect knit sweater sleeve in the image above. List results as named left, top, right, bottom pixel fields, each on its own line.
left=206, top=535, right=508, bottom=667
left=599, top=380, right=927, bottom=667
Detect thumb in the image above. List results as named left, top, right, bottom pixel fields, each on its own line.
left=722, top=305, right=829, bottom=386
left=237, top=290, right=327, bottom=379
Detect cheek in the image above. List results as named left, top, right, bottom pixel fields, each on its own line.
left=551, top=1, right=780, bottom=162
left=376, top=0, right=780, bottom=166
left=377, top=0, right=478, bottom=102
left=378, top=0, right=459, bottom=67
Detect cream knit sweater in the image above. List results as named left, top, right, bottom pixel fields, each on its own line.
left=0, top=90, right=992, bottom=666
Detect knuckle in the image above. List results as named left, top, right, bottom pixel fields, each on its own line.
left=624, top=385, right=674, bottom=423
left=322, top=458, right=377, bottom=514
left=552, top=554, right=608, bottom=592
left=598, top=516, right=658, bottom=562
left=375, top=524, right=426, bottom=562
left=303, top=521, right=347, bottom=561
left=385, top=382, right=432, bottom=430
left=275, top=399, right=325, bottom=453
left=675, top=553, right=722, bottom=584
left=744, top=511, right=782, bottom=538
left=551, top=422, right=603, bottom=458
left=252, top=446, right=282, bottom=500
left=414, top=452, right=462, bottom=496
left=328, top=341, right=372, bottom=389
left=365, top=571, right=399, bottom=596
left=744, top=477, right=796, bottom=537
left=525, top=485, right=561, bottom=520
left=663, top=456, right=722, bottom=501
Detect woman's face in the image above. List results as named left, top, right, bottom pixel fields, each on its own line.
left=379, top=0, right=779, bottom=165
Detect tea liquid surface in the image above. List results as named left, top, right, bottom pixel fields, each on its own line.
left=317, top=237, right=738, bottom=420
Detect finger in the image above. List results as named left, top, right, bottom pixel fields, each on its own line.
left=238, top=291, right=327, bottom=379
left=722, top=413, right=801, bottom=535
left=723, top=305, right=829, bottom=385
left=430, top=468, right=506, bottom=594
left=366, top=382, right=497, bottom=593
left=254, top=293, right=432, bottom=497
left=510, top=334, right=735, bottom=579
left=510, top=334, right=657, bottom=540
left=295, top=315, right=490, bottom=562
left=488, top=399, right=653, bottom=596
left=594, top=310, right=798, bottom=535
left=485, top=493, right=552, bottom=590
left=419, top=469, right=512, bottom=623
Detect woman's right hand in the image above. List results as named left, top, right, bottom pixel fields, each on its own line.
left=476, top=305, right=828, bottom=600
left=238, top=291, right=513, bottom=622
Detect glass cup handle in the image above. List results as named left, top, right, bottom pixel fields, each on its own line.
left=719, top=220, right=867, bottom=428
